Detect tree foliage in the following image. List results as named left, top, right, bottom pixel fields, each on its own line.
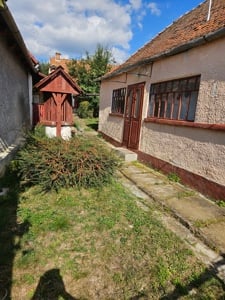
left=39, top=62, right=50, bottom=75
left=68, top=44, right=115, bottom=116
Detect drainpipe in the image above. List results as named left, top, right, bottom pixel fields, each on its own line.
left=207, top=0, right=212, bottom=21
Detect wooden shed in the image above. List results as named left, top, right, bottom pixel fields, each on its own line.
left=33, top=66, right=82, bottom=138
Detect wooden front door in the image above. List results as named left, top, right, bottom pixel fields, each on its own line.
left=123, top=82, right=145, bottom=149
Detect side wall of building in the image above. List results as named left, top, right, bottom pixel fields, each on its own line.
left=140, top=38, right=225, bottom=189
left=0, top=34, right=31, bottom=174
left=99, top=38, right=225, bottom=198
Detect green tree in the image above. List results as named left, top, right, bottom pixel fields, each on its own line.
left=68, top=44, right=115, bottom=117
left=39, top=62, right=50, bottom=75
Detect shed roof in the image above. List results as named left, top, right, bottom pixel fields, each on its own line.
left=34, top=66, right=82, bottom=95
left=102, top=0, right=225, bottom=80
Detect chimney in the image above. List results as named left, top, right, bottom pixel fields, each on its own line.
left=55, top=52, right=61, bottom=60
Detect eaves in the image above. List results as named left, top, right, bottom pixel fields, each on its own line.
left=101, top=26, right=225, bottom=81
left=0, top=3, right=37, bottom=73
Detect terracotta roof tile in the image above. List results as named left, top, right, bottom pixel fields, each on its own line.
left=104, top=0, right=225, bottom=78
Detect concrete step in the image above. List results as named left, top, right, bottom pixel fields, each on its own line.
left=113, top=147, right=137, bottom=162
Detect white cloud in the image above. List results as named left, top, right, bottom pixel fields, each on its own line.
left=129, top=0, right=142, bottom=11
left=7, top=0, right=133, bottom=63
left=111, top=47, right=130, bottom=64
left=148, top=2, right=161, bottom=16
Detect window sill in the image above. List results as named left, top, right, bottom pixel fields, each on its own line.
left=109, top=113, right=124, bottom=118
left=144, top=118, right=225, bottom=131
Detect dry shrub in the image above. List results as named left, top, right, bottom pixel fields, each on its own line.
left=14, top=132, right=120, bottom=191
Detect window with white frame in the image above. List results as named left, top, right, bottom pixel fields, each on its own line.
left=111, top=87, right=126, bottom=114
left=148, top=75, right=201, bottom=121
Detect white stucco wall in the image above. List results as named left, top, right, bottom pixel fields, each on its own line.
left=138, top=38, right=225, bottom=186
left=99, top=66, right=152, bottom=142
left=99, top=73, right=126, bottom=142
left=99, top=37, right=225, bottom=188
left=150, top=38, right=225, bottom=124
left=141, top=123, right=225, bottom=186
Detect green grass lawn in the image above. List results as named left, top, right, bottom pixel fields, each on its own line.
left=0, top=172, right=224, bottom=299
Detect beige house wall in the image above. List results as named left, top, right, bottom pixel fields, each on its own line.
left=139, top=38, right=225, bottom=186
left=140, top=123, right=225, bottom=186
left=99, top=67, right=151, bottom=142
left=99, top=73, right=125, bottom=142
left=99, top=37, right=225, bottom=188
left=150, top=38, right=225, bottom=124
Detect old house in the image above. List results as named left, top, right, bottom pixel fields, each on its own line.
left=99, top=0, right=225, bottom=200
left=49, top=52, right=71, bottom=73
left=33, top=66, right=82, bottom=139
left=0, top=2, right=37, bottom=175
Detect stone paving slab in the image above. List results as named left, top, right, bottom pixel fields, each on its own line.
left=120, top=162, right=225, bottom=255
left=166, top=196, right=225, bottom=222
left=200, top=222, right=225, bottom=253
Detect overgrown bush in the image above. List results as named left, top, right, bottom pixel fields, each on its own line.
left=13, top=133, right=121, bottom=191
left=77, top=101, right=92, bottom=118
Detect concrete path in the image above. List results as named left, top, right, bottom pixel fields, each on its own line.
left=117, top=161, right=225, bottom=283
left=118, top=171, right=225, bottom=284
left=120, top=162, right=225, bottom=254
left=87, top=129, right=225, bottom=254
left=82, top=123, right=225, bottom=282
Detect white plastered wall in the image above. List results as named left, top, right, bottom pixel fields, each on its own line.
left=99, top=66, right=151, bottom=143
left=99, top=38, right=225, bottom=187
left=140, top=38, right=225, bottom=186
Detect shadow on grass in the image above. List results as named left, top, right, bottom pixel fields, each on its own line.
left=0, top=168, right=30, bottom=300
left=159, top=256, right=225, bottom=299
left=86, top=120, right=98, bottom=131
left=31, top=269, right=77, bottom=300
left=127, top=257, right=225, bottom=299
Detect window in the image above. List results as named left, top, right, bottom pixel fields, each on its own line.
left=111, top=88, right=126, bottom=114
left=148, top=75, right=200, bottom=121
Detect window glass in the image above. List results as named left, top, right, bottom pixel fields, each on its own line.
left=154, top=95, right=160, bottom=117
left=166, top=81, right=172, bottom=92
left=134, top=88, right=141, bottom=118
left=160, top=94, right=167, bottom=118
left=180, top=79, right=188, bottom=91
left=172, top=93, right=180, bottom=119
left=148, top=75, right=200, bottom=122
left=187, top=91, right=198, bottom=121
left=111, top=87, right=126, bottom=114
left=166, top=93, right=173, bottom=118
left=126, top=89, right=133, bottom=117
left=160, top=82, right=166, bottom=93
left=179, top=92, right=189, bottom=120
left=149, top=94, right=155, bottom=116
left=187, top=77, right=196, bottom=91
left=172, top=80, right=179, bottom=92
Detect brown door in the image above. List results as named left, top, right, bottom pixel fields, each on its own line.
left=123, top=82, right=145, bottom=149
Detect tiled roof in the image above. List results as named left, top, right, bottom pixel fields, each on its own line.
left=103, top=0, right=225, bottom=79
left=49, top=53, right=72, bottom=73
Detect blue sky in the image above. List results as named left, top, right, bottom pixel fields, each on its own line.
left=8, top=0, right=203, bottom=63
left=129, top=0, right=203, bottom=54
